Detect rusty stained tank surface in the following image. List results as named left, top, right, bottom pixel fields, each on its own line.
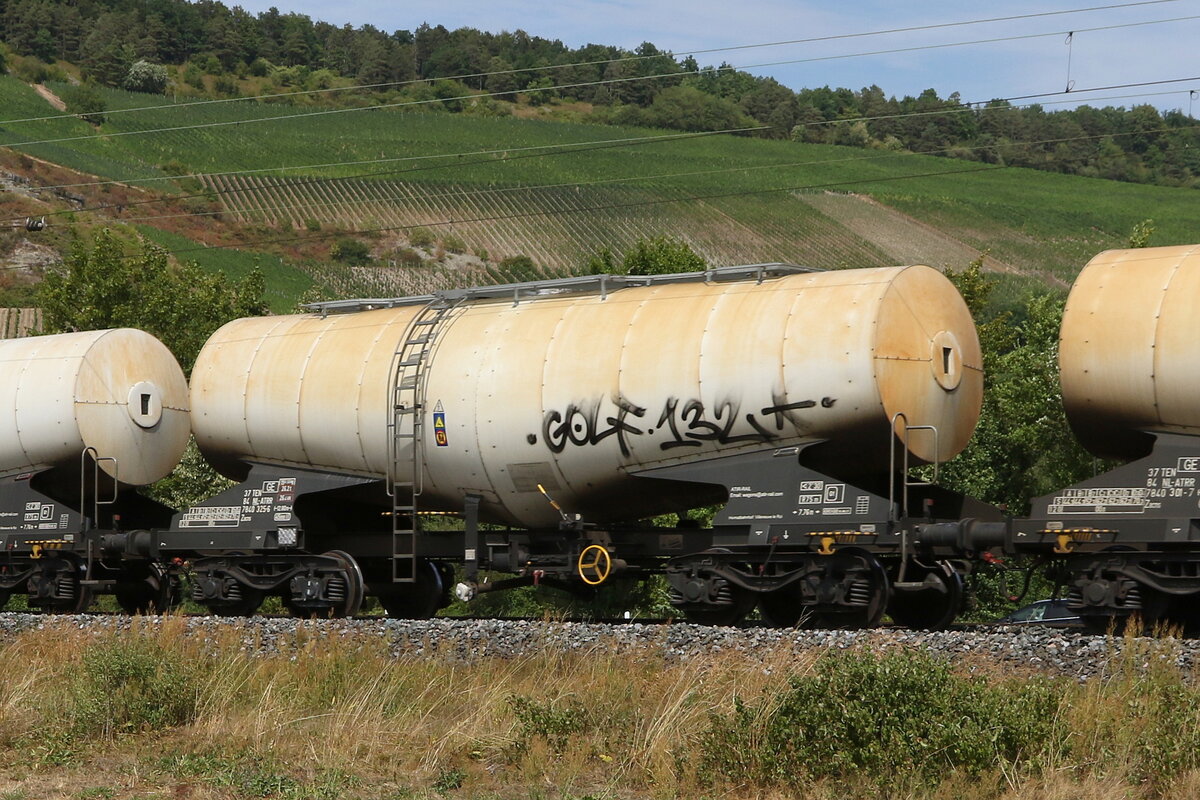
left=1061, top=243, right=1200, bottom=460
left=0, top=328, right=190, bottom=485
left=191, top=265, right=982, bottom=527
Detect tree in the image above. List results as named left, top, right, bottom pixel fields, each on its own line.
left=936, top=256, right=1094, bottom=513
left=122, top=59, right=169, bottom=93
left=630, top=85, right=756, bottom=132
left=622, top=236, right=705, bottom=275
left=38, top=229, right=267, bottom=374
left=583, top=246, right=617, bottom=275
left=64, top=82, right=107, bottom=124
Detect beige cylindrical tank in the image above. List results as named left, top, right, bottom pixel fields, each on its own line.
left=1061, top=243, right=1200, bottom=460
left=191, top=266, right=983, bottom=527
left=0, top=329, right=191, bottom=486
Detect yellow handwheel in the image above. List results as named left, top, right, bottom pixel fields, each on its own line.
left=577, top=544, right=612, bottom=586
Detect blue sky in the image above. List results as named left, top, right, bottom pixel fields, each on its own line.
left=233, top=0, right=1200, bottom=114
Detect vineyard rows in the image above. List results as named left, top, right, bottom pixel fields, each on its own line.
left=201, top=173, right=896, bottom=271
left=0, top=307, right=42, bottom=339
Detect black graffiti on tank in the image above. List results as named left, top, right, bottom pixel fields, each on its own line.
left=540, top=395, right=836, bottom=455
left=543, top=396, right=647, bottom=457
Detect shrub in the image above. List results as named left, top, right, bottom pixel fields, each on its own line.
left=496, top=255, right=538, bottom=282
left=182, top=62, right=205, bottom=90
left=701, top=649, right=1059, bottom=789
left=622, top=236, right=704, bottom=275
left=122, top=60, right=169, bottom=94
left=306, top=68, right=336, bottom=91
left=508, top=695, right=590, bottom=755
left=330, top=237, right=371, bottom=266
left=64, top=83, right=107, bottom=124
left=395, top=247, right=423, bottom=266
left=11, top=54, right=57, bottom=84
left=248, top=57, right=272, bottom=77
left=408, top=227, right=435, bottom=248
left=303, top=218, right=321, bottom=232
left=441, top=234, right=466, bottom=254
left=584, top=245, right=619, bottom=275
left=69, top=637, right=198, bottom=737
left=213, top=75, right=238, bottom=97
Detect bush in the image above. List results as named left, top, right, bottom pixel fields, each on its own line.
left=408, top=227, right=435, bottom=248
left=508, top=695, right=590, bottom=755
left=248, top=57, right=272, bottom=77
left=213, top=75, right=238, bottom=97
left=395, top=247, right=423, bottom=266
left=69, top=637, right=199, bottom=737
left=330, top=237, right=371, bottom=266
left=584, top=245, right=619, bottom=274
left=496, top=255, right=538, bottom=282
left=306, top=68, right=336, bottom=91
left=182, top=62, right=205, bottom=90
left=441, top=234, right=466, bottom=254
left=10, top=54, right=61, bottom=84
left=122, top=60, right=169, bottom=94
left=431, top=79, right=471, bottom=112
left=622, top=236, right=705, bottom=275
left=64, top=83, right=107, bottom=124
left=303, top=218, right=321, bottom=232
left=701, top=649, right=1058, bottom=789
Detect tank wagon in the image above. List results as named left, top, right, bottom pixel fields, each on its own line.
left=165, top=263, right=996, bottom=626
left=0, top=329, right=190, bottom=612
left=918, top=244, right=1200, bottom=631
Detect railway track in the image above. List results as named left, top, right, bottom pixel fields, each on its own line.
left=0, top=610, right=1159, bottom=680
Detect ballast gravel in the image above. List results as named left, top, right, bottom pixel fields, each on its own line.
left=0, top=613, right=1191, bottom=680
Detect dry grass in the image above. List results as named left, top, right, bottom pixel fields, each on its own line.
left=1, top=620, right=1199, bottom=799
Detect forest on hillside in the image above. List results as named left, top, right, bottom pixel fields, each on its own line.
left=0, top=0, right=1198, bottom=188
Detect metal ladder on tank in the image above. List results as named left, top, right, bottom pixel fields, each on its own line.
left=387, top=298, right=460, bottom=583
left=889, top=413, right=941, bottom=586
left=887, top=412, right=940, bottom=522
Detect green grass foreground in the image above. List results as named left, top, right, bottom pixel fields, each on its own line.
left=1, top=621, right=1200, bottom=799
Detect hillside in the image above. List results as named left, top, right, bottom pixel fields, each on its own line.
left=2, top=73, right=1198, bottom=309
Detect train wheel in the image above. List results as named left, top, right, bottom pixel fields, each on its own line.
left=759, top=584, right=814, bottom=628
left=887, top=563, right=966, bottom=630
left=202, top=584, right=264, bottom=617
left=818, top=548, right=890, bottom=629
left=679, top=586, right=755, bottom=626
left=323, top=550, right=365, bottom=618
left=115, top=563, right=178, bottom=615
left=217, top=589, right=264, bottom=617
left=377, top=560, right=445, bottom=619
left=29, top=556, right=93, bottom=613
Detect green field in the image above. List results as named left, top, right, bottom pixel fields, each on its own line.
left=135, top=225, right=312, bottom=313
left=2, top=75, right=1197, bottom=288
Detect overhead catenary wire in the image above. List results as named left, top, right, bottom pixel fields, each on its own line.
left=0, top=161, right=1007, bottom=272
left=1, top=13, right=1197, bottom=152
left=0, top=126, right=772, bottom=223
left=5, top=75, right=1197, bottom=226
left=3, top=116, right=1198, bottom=273
left=138, top=164, right=1013, bottom=258
left=0, top=0, right=1184, bottom=128
left=84, top=120, right=1200, bottom=227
